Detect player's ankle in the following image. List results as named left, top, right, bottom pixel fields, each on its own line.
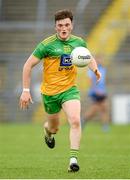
left=70, top=149, right=79, bottom=162
left=44, top=127, right=53, bottom=138
left=70, top=157, right=77, bottom=165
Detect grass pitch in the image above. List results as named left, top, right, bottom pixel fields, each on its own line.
left=0, top=122, right=130, bottom=179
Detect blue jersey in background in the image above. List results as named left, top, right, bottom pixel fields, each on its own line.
left=87, top=64, right=107, bottom=97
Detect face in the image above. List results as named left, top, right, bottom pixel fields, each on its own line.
left=55, top=18, right=73, bottom=40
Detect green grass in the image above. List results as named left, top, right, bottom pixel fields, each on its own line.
left=0, top=122, right=130, bottom=179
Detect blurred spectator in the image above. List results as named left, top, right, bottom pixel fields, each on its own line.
left=82, top=54, right=110, bottom=131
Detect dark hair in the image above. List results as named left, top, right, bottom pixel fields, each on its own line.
left=55, top=9, right=73, bottom=22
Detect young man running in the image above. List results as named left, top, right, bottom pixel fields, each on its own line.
left=19, top=9, right=101, bottom=172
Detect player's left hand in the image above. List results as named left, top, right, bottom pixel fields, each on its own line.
left=95, top=69, right=101, bottom=83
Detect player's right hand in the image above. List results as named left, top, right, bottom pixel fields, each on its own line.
left=95, top=69, right=102, bottom=83
left=19, top=91, right=33, bottom=110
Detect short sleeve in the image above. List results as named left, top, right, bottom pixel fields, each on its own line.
left=84, top=41, right=88, bottom=48
left=32, top=43, right=46, bottom=60
left=81, top=38, right=88, bottom=48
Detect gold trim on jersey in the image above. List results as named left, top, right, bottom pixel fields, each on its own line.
left=42, top=35, right=57, bottom=45
left=71, top=35, right=83, bottom=40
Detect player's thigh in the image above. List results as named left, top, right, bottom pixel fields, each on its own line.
left=99, top=99, right=108, bottom=112
left=89, top=102, right=100, bottom=113
left=62, top=99, right=81, bottom=123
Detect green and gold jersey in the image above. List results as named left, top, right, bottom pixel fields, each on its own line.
left=33, top=34, right=87, bottom=95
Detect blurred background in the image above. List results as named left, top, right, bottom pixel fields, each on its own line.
left=0, top=0, right=130, bottom=125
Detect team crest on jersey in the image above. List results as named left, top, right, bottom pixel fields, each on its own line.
left=63, top=45, right=71, bottom=53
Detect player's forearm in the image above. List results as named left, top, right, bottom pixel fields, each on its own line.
left=88, top=57, right=98, bottom=73
left=22, top=63, right=32, bottom=89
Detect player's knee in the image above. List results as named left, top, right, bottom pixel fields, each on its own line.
left=70, top=116, right=80, bottom=128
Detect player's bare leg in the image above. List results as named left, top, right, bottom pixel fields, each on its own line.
left=85, top=103, right=99, bottom=120
left=81, top=103, right=99, bottom=128
left=44, top=113, right=60, bottom=148
left=99, top=100, right=109, bottom=131
left=62, top=100, right=81, bottom=172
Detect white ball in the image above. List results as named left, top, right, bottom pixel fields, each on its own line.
left=71, top=47, right=92, bottom=67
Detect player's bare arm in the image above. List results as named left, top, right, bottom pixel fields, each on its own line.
left=19, top=55, right=40, bottom=110
left=88, top=57, right=101, bottom=82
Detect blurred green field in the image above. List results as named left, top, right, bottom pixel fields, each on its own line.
left=0, top=122, right=130, bottom=179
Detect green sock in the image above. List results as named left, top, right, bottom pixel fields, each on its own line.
left=70, top=149, right=79, bottom=159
